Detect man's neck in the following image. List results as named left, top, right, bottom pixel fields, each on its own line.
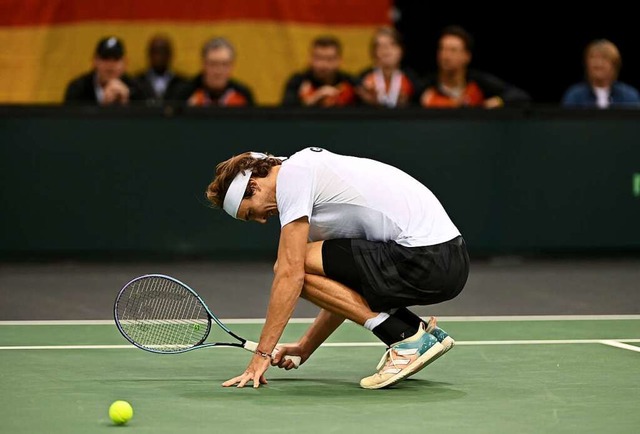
left=313, top=72, right=337, bottom=85
left=439, top=70, right=466, bottom=88
left=590, top=78, right=612, bottom=89
left=205, top=81, right=228, bottom=94
left=266, top=165, right=281, bottom=202
left=151, top=67, right=168, bottom=76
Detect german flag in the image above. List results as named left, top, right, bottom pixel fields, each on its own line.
left=0, top=0, right=391, bottom=104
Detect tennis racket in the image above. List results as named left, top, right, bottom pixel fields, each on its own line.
left=113, top=273, right=301, bottom=368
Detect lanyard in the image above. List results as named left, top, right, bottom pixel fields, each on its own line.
left=373, top=68, right=402, bottom=107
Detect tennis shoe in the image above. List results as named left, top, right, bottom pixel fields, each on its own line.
left=424, top=316, right=455, bottom=355
left=360, top=323, right=444, bottom=389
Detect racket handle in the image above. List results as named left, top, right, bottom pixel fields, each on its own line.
left=243, top=340, right=301, bottom=368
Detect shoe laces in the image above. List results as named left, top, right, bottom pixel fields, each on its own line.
left=376, top=346, right=415, bottom=372
left=375, top=323, right=426, bottom=372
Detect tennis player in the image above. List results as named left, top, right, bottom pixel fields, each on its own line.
left=206, top=147, right=469, bottom=389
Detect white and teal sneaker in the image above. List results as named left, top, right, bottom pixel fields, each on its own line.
left=418, top=316, right=456, bottom=368
left=360, top=323, right=444, bottom=389
left=425, top=316, right=455, bottom=355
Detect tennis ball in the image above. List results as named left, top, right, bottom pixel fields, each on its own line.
left=109, top=400, right=133, bottom=425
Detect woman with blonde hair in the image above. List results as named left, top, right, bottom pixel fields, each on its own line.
left=561, top=39, right=640, bottom=108
left=356, top=26, right=420, bottom=107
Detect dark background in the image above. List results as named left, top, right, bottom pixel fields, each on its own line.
left=2, top=107, right=639, bottom=260
left=393, top=1, right=640, bottom=104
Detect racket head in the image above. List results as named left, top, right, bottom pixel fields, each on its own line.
left=114, top=274, right=213, bottom=354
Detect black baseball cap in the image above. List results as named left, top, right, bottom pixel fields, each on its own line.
left=95, top=36, right=125, bottom=59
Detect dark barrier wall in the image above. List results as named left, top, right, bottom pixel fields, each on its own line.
left=1, top=107, right=639, bottom=259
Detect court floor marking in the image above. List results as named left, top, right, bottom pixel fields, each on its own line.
left=600, top=340, right=640, bottom=353
left=1, top=315, right=640, bottom=326
left=1, top=339, right=639, bottom=351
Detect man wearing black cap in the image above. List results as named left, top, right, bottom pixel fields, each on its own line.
left=64, top=36, right=147, bottom=105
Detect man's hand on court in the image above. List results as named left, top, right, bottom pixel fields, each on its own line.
left=272, top=344, right=306, bottom=370
left=222, top=354, right=270, bottom=388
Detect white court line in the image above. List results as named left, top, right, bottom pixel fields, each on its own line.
left=0, top=345, right=133, bottom=350
left=2, top=339, right=640, bottom=351
left=1, top=315, right=640, bottom=326
left=428, top=315, right=640, bottom=322
left=600, top=340, right=640, bottom=353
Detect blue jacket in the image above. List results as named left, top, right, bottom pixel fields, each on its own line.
left=561, top=81, right=640, bottom=108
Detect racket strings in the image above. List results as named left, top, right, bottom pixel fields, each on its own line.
left=116, top=276, right=210, bottom=352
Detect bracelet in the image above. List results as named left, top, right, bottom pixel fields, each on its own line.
left=255, top=349, right=272, bottom=359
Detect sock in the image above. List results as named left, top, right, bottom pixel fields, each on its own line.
left=389, top=307, right=428, bottom=330
left=370, top=315, right=419, bottom=347
left=364, top=313, right=389, bottom=331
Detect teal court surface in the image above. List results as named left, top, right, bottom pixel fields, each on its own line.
left=1, top=317, right=638, bottom=434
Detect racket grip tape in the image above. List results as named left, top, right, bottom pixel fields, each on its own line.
left=243, top=340, right=301, bottom=368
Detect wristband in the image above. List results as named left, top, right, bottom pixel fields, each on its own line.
left=255, top=349, right=272, bottom=359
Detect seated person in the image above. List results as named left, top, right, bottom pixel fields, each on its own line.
left=561, top=39, right=640, bottom=108
left=135, top=34, right=187, bottom=103
left=282, top=35, right=357, bottom=107
left=419, top=25, right=530, bottom=109
left=357, top=26, right=420, bottom=108
left=64, top=36, right=147, bottom=105
left=178, top=37, right=254, bottom=107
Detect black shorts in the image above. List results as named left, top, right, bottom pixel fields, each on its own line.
left=321, top=236, right=469, bottom=312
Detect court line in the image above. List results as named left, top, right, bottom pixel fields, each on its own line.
left=2, top=339, right=640, bottom=351
left=1, top=315, right=640, bottom=326
left=600, top=340, right=640, bottom=353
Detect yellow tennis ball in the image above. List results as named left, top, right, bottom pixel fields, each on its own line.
left=109, top=400, right=133, bottom=425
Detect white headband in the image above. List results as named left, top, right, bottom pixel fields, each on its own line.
left=222, top=152, right=286, bottom=219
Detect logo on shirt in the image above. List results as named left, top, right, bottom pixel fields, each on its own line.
left=310, top=147, right=324, bottom=152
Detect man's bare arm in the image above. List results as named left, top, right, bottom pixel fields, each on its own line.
left=256, top=217, right=309, bottom=354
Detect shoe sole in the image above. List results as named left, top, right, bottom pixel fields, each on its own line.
left=428, top=336, right=454, bottom=365
left=400, top=334, right=455, bottom=382
left=360, top=341, right=445, bottom=390
left=441, top=336, right=455, bottom=353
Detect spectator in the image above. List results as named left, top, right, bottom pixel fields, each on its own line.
left=561, top=39, right=640, bottom=108
left=178, top=37, right=254, bottom=107
left=282, top=35, right=357, bottom=107
left=356, top=26, right=420, bottom=108
left=135, top=35, right=187, bottom=103
left=418, top=25, right=530, bottom=109
left=64, top=36, right=147, bottom=105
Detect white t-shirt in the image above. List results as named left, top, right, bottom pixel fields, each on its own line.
left=276, top=147, right=461, bottom=247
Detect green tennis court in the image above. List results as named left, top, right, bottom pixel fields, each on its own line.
left=1, top=318, right=638, bottom=433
